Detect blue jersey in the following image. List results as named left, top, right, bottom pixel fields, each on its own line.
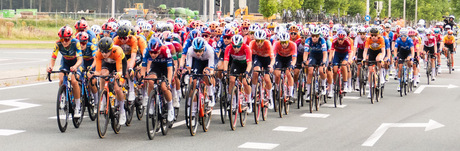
left=86, top=30, right=97, bottom=44
left=388, top=32, right=394, bottom=40
left=182, top=38, right=193, bottom=55
left=110, top=32, right=117, bottom=39
left=304, top=37, right=327, bottom=53
left=384, top=36, right=390, bottom=50
left=216, top=37, right=228, bottom=53
left=395, top=37, right=414, bottom=51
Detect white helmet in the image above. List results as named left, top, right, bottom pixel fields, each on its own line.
left=142, top=23, right=152, bottom=31
left=91, top=25, right=102, bottom=34
left=231, top=35, right=244, bottom=46
left=249, top=24, right=260, bottom=32
left=254, top=29, right=267, bottom=40
left=310, top=27, right=321, bottom=35
left=425, top=29, right=432, bottom=35
left=418, top=19, right=425, bottom=25
left=277, top=32, right=290, bottom=41
left=358, top=27, right=366, bottom=33
left=274, top=26, right=281, bottom=33
left=446, top=25, right=452, bottom=29
left=332, top=24, right=340, bottom=32
left=109, top=22, right=118, bottom=30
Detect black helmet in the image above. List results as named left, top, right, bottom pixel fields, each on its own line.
left=369, top=27, right=379, bottom=34
left=98, top=37, right=113, bottom=53
left=129, top=27, right=135, bottom=36
left=117, top=25, right=130, bottom=38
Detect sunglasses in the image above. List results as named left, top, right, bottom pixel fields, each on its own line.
left=223, top=36, right=232, bottom=40
left=371, top=34, right=378, bottom=37
left=61, top=37, right=71, bottom=42
left=268, top=28, right=274, bottom=31
left=242, top=27, right=249, bottom=30
left=193, top=48, right=204, bottom=53
left=80, top=40, right=88, bottom=44
left=233, top=44, right=242, bottom=48
left=409, top=36, right=415, bottom=38
left=359, top=33, right=366, bottom=35
left=290, top=32, right=297, bottom=35
left=256, top=39, right=264, bottom=43
left=103, top=30, right=110, bottom=34
left=301, top=36, right=308, bottom=39
left=249, top=32, right=255, bottom=35
left=149, top=50, right=160, bottom=54
left=338, top=38, right=344, bottom=41
left=312, top=35, right=319, bottom=38
left=202, top=35, right=209, bottom=38
left=281, top=41, right=289, bottom=44
left=401, top=35, right=408, bottom=38
left=120, top=37, right=128, bottom=40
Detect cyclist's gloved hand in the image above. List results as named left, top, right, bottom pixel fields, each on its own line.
left=116, top=72, right=123, bottom=79
left=289, top=65, right=295, bottom=70
left=244, top=71, right=249, bottom=78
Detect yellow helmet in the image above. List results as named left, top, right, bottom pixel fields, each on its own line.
left=267, top=22, right=277, bottom=29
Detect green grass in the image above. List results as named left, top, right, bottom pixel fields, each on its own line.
left=0, top=43, right=55, bottom=49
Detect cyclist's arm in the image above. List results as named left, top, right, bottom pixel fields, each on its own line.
left=73, top=42, right=83, bottom=70
left=167, top=66, right=173, bottom=87
left=49, top=43, right=59, bottom=69
left=303, top=39, right=310, bottom=63
left=223, top=46, right=231, bottom=71
left=410, top=47, right=415, bottom=60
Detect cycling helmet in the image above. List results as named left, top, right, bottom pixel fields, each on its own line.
left=134, top=26, right=141, bottom=35
left=215, top=27, right=224, bottom=36
left=320, top=26, right=329, bottom=33
left=117, top=25, right=131, bottom=38
left=91, top=25, right=102, bottom=35
left=109, top=22, right=118, bottom=30
left=136, top=21, right=145, bottom=27
left=377, top=27, right=385, bottom=35
left=192, top=37, right=206, bottom=50
left=450, top=15, right=455, bottom=20
left=249, top=24, right=260, bottom=32
left=434, top=28, right=441, bottom=34
left=448, top=30, right=454, bottom=35
left=399, top=28, right=409, bottom=36
left=189, top=29, right=201, bottom=39
left=384, top=23, right=391, bottom=28
left=142, top=23, right=152, bottom=31
left=416, top=27, right=425, bottom=34
left=232, top=35, right=244, bottom=46
left=289, top=25, right=299, bottom=33
left=101, top=22, right=113, bottom=31
left=267, top=22, right=276, bottom=29
left=408, top=30, right=417, bottom=36
left=219, top=22, right=226, bottom=27
left=425, top=29, right=432, bottom=35
left=349, top=31, right=357, bottom=38
left=254, top=29, right=267, bottom=40
left=242, top=21, right=250, bottom=28
left=332, top=24, right=340, bottom=32
left=148, top=38, right=162, bottom=52
left=277, top=32, right=290, bottom=41
left=337, top=30, right=347, bottom=39
left=358, top=27, right=366, bottom=33
left=209, top=22, right=219, bottom=30
left=76, top=32, right=89, bottom=42
left=274, top=26, right=282, bottom=33
left=310, top=27, right=321, bottom=35
left=201, top=26, right=211, bottom=35
left=223, top=28, right=235, bottom=37
left=98, top=37, right=114, bottom=53
left=369, top=27, right=379, bottom=34
left=446, top=25, right=452, bottom=29
left=107, top=17, right=117, bottom=23
left=147, top=19, right=155, bottom=25
left=58, top=26, right=73, bottom=38
left=300, top=28, right=310, bottom=36
left=74, top=20, right=88, bottom=31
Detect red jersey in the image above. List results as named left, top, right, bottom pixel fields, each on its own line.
left=273, top=41, right=297, bottom=57
left=332, top=38, right=352, bottom=53
left=249, top=40, right=274, bottom=58
left=224, top=44, right=252, bottom=63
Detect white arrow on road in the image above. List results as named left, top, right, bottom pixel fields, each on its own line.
left=0, top=98, right=40, bottom=114
left=362, top=119, right=444, bottom=147
left=414, top=84, right=458, bottom=94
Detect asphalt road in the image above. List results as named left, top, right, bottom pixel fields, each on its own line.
left=1, top=53, right=460, bottom=150
left=0, top=48, right=51, bottom=71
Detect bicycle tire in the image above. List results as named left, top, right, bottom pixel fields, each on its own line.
left=253, top=80, right=260, bottom=124
left=426, top=61, right=431, bottom=85
left=56, top=85, right=68, bottom=133
left=202, top=93, right=212, bottom=132
left=219, top=80, right=228, bottom=124
left=146, top=90, right=159, bottom=140
left=228, top=86, right=238, bottom=131
left=110, top=99, right=121, bottom=134
left=400, top=72, right=404, bottom=97
left=86, top=90, right=97, bottom=121
left=283, top=76, right=290, bottom=115
left=72, top=91, right=85, bottom=128
left=375, top=72, right=380, bottom=103
left=96, top=89, right=109, bottom=138
left=309, top=74, right=314, bottom=113
left=278, top=79, right=284, bottom=118
left=125, top=98, right=134, bottom=126
left=297, top=70, right=304, bottom=109
left=261, top=85, right=269, bottom=121
left=189, top=88, right=199, bottom=136
left=334, top=74, right=340, bottom=108
left=315, top=76, right=320, bottom=111
left=448, top=51, right=452, bottom=74
left=160, top=102, right=169, bottom=136
left=370, top=73, right=374, bottom=104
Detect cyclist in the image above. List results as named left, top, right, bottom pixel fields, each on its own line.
left=353, top=27, right=367, bottom=90
left=76, top=32, right=98, bottom=101
left=330, top=30, right=353, bottom=93
left=101, top=22, right=115, bottom=38
left=93, top=37, right=127, bottom=125
left=304, top=27, right=328, bottom=100
left=273, top=32, right=297, bottom=102
left=441, top=30, right=456, bottom=71
left=245, top=24, right=259, bottom=45
left=434, top=28, right=443, bottom=74
left=74, top=19, right=97, bottom=44
left=250, top=29, right=275, bottom=109
left=143, top=38, right=175, bottom=122
left=47, top=26, right=83, bottom=118
left=409, top=30, right=421, bottom=87
left=185, top=37, right=216, bottom=117
left=394, top=29, right=415, bottom=91
left=363, top=27, right=386, bottom=97
left=113, top=25, right=138, bottom=103
left=422, top=29, right=438, bottom=81
left=215, top=28, right=235, bottom=79
left=223, top=35, right=252, bottom=111
left=292, top=28, right=307, bottom=100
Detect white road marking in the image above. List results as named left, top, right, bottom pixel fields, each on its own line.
left=343, top=96, right=360, bottom=99
left=0, top=59, right=47, bottom=66
left=0, top=81, right=58, bottom=91
left=171, top=120, right=186, bottom=128
left=0, top=59, right=11, bottom=61
left=238, top=142, right=279, bottom=150
left=300, top=113, right=330, bottom=118
left=1, top=52, right=50, bottom=54
left=48, top=116, right=88, bottom=120
left=211, top=109, right=221, bottom=115
left=0, top=129, right=25, bottom=136
left=0, top=98, right=40, bottom=114
left=414, top=84, right=458, bottom=94
left=321, top=104, right=347, bottom=108
left=273, top=126, right=307, bottom=132
left=362, top=119, right=444, bottom=147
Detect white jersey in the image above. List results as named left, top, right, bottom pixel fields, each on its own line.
left=186, top=43, right=215, bottom=68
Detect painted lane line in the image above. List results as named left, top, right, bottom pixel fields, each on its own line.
left=321, top=104, right=347, bottom=108
left=414, top=84, right=458, bottom=94
left=238, top=142, right=279, bottom=150
left=362, top=119, right=444, bottom=147
left=300, top=113, right=330, bottom=118
left=0, top=98, right=40, bottom=114
left=343, top=96, right=360, bottom=99
left=273, top=126, right=307, bottom=132
left=48, top=116, right=88, bottom=120
left=0, top=81, right=58, bottom=91
left=0, top=59, right=48, bottom=66
left=171, top=120, right=186, bottom=128
left=0, top=129, right=25, bottom=136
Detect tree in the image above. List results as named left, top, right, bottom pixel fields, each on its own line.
left=259, top=0, right=278, bottom=19
left=302, top=0, right=325, bottom=13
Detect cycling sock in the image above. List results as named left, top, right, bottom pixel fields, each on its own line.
left=119, top=100, right=125, bottom=112
left=75, top=99, right=81, bottom=109
left=432, top=68, right=436, bottom=76
left=207, top=85, right=213, bottom=97
left=128, top=79, right=134, bottom=92
left=176, top=89, right=181, bottom=99
left=306, top=84, right=311, bottom=94
left=251, top=84, right=256, bottom=97
left=267, top=89, right=273, bottom=101
left=171, top=87, right=176, bottom=98
left=343, top=81, right=348, bottom=89
left=288, top=86, right=294, bottom=96
left=167, top=101, right=173, bottom=111
left=192, top=102, right=197, bottom=115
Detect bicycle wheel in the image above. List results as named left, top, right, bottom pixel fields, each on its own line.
left=283, top=83, right=290, bottom=115
left=86, top=90, right=97, bottom=121
left=334, top=74, right=340, bottom=108
left=426, top=61, right=431, bottom=85
left=160, top=101, right=169, bottom=136
left=309, top=75, right=315, bottom=113
left=189, top=87, right=199, bottom=136
left=56, top=85, right=68, bottom=133
left=447, top=51, right=452, bottom=74
left=253, top=80, right=260, bottom=124
left=228, top=86, right=238, bottom=131
left=370, top=73, right=374, bottom=104
left=240, top=91, right=248, bottom=127
left=273, top=86, right=278, bottom=112
left=278, top=79, right=284, bottom=118
left=72, top=91, right=85, bottom=128
left=180, top=75, right=188, bottom=98
left=375, top=74, right=380, bottom=103
left=185, top=84, right=192, bottom=128
left=202, top=94, right=212, bottom=132
left=96, top=89, right=109, bottom=138
left=146, top=90, right=159, bottom=140
left=261, top=86, right=269, bottom=121
left=297, top=70, right=305, bottom=109
left=400, top=73, right=404, bottom=97
left=135, top=97, right=144, bottom=121
left=219, top=80, right=228, bottom=124
left=125, top=92, right=134, bottom=126
left=110, top=99, right=121, bottom=134
left=315, top=76, right=320, bottom=111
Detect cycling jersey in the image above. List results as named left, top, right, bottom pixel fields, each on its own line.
left=143, top=45, right=173, bottom=67
left=182, top=38, right=193, bottom=54
left=249, top=40, right=274, bottom=58
left=52, top=39, right=82, bottom=61
left=422, top=35, right=437, bottom=47
left=365, top=36, right=385, bottom=51
left=331, top=38, right=352, bottom=53
left=435, top=34, right=443, bottom=43
left=113, top=36, right=139, bottom=58
left=134, top=35, right=147, bottom=56
left=81, top=42, right=97, bottom=62
left=172, top=41, right=183, bottom=59
left=305, top=37, right=327, bottom=53
left=143, top=31, right=154, bottom=42
left=273, top=41, right=297, bottom=57
left=224, top=44, right=252, bottom=63
left=244, top=35, right=251, bottom=46
left=85, top=30, right=98, bottom=44
left=443, top=35, right=456, bottom=45
left=164, top=42, right=177, bottom=60
left=186, top=43, right=215, bottom=69
left=94, top=46, right=125, bottom=73
left=395, top=37, right=414, bottom=51
left=207, top=38, right=217, bottom=50
left=354, top=37, right=366, bottom=50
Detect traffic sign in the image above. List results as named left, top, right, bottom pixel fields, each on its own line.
left=365, top=15, right=371, bottom=21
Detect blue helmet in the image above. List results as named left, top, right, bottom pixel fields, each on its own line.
left=192, top=37, right=206, bottom=50
left=148, top=37, right=163, bottom=52
left=190, top=29, right=201, bottom=39
left=433, top=28, right=441, bottom=34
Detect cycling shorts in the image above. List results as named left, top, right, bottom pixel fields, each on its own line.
left=230, top=61, right=248, bottom=75
left=332, top=52, right=348, bottom=66
left=102, top=58, right=127, bottom=76
left=59, top=58, right=82, bottom=76
left=191, top=58, right=209, bottom=79
left=148, top=61, right=168, bottom=78
left=397, top=49, right=411, bottom=64
left=424, top=46, right=436, bottom=59
left=295, top=53, right=304, bottom=69
left=274, top=55, right=292, bottom=69
left=445, top=44, right=454, bottom=53
left=308, top=52, right=323, bottom=67
left=254, top=55, right=271, bottom=74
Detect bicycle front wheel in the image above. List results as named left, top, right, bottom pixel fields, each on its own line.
left=110, top=99, right=121, bottom=134
left=146, top=90, right=159, bottom=140
left=96, top=89, right=109, bottom=138
left=56, top=85, right=68, bottom=133
left=228, top=86, right=238, bottom=130
left=278, top=80, right=284, bottom=118
left=253, top=81, right=260, bottom=124
left=86, top=91, right=97, bottom=121
left=72, top=92, right=85, bottom=128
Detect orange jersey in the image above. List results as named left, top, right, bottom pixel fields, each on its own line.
left=273, top=41, right=297, bottom=57
left=95, top=46, right=125, bottom=73
left=135, top=35, right=147, bottom=55
left=113, top=36, right=138, bottom=55
left=443, top=35, right=456, bottom=45
left=365, top=36, right=386, bottom=51
left=249, top=40, right=274, bottom=58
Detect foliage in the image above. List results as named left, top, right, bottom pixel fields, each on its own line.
left=259, top=0, right=278, bottom=18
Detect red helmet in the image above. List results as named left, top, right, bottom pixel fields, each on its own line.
left=264, top=29, right=271, bottom=38
left=189, top=21, right=197, bottom=29
left=173, top=23, right=183, bottom=33
left=74, top=20, right=88, bottom=31
left=58, top=26, right=73, bottom=38
left=101, top=22, right=113, bottom=31
left=76, top=32, right=89, bottom=41
left=166, top=19, right=174, bottom=24
left=108, top=17, right=117, bottom=23
left=147, top=19, right=155, bottom=25
left=408, top=30, right=417, bottom=36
